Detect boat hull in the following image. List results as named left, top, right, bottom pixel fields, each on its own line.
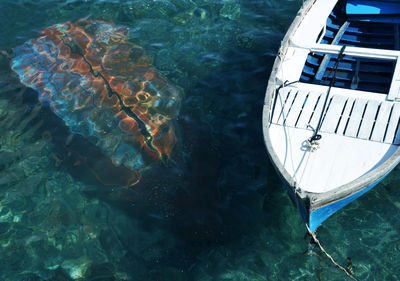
left=283, top=169, right=392, bottom=232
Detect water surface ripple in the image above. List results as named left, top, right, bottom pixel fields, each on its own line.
left=0, top=0, right=399, bottom=280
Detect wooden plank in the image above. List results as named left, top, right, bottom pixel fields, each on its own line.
left=351, top=58, right=360, bottom=89
left=371, top=102, right=393, bottom=142
left=311, top=44, right=399, bottom=61
left=284, top=89, right=309, bottom=127
left=384, top=103, right=400, bottom=143
left=309, top=92, right=329, bottom=129
left=388, top=59, right=400, bottom=101
left=320, top=95, right=347, bottom=133
left=271, top=88, right=290, bottom=124
left=358, top=100, right=380, bottom=140
left=345, top=98, right=367, bottom=138
left=314, top=21, right=349, bottom=81
left=296, top=92, right=320, bottom=129
left=277, top=89, right=297, bottom=125
left=336, top=98, right=355, bottom=135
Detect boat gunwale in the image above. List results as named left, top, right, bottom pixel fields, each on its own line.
left=262, top=0, right=400, bottom=213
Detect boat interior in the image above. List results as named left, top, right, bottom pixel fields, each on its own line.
left=300, top=0, right=398, bottom=93
left=267, top=0, right=400, bottom=193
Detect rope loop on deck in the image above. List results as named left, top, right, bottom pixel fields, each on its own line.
left=306, top=225, right=359, bottom=281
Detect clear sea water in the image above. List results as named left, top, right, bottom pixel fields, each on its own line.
left=0, top=0, right=400, bottom=280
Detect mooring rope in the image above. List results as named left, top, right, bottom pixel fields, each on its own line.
left=306, top=225, right=359, bottom=281
left=309, top=45, right=346, bottom=143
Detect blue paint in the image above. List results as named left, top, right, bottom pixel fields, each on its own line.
left=300, top=3, right=397, bottom=92
left=283, top=184, right=309, bottom=224
left=346, top=0, right=400, bottom=23
left=279, top=162, right=398, bottom=232
left=308, top=169, right=394, bottom=232
left=346, top=0, right=400, bottom=15
left=346, top=2, right=380, bottom=15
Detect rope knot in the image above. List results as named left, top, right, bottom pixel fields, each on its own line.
left=304, top=124, right=321, bottom=152
left=305, top=138, right=320, bottom=152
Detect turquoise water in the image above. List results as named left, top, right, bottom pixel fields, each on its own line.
left=0, top=0, right=399, bottom=280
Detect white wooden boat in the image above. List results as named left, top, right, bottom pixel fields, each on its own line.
left=263, top=0, right=400, bottom=232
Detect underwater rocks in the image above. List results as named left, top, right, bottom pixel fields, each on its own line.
left=61, top=256, right=91, bottom=279
left=11, top=19, right=183, bottom=186
left=220, top=1, right=241, bottom=21
left=0, top=93, right=123, bottom=280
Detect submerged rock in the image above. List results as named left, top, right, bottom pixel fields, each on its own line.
left=61, top=256, right=91, bottom=279
left=11, top=19, right=183, bottom=187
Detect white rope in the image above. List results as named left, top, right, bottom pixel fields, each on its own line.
left=306, top=225, right=359, bottom=281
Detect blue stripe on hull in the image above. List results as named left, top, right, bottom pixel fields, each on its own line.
left=309, top=169, right=393, bottom=232
left=283, top=168, right=395, bottom=232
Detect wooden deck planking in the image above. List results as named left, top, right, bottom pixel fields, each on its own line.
left=285, top=89, right=309, bottom=127
left=277, top=89, right=298, bottom=125
left=271, top=86, right=400, bottom=144
left=385, top=103, right=400, bottom=143
left=308, top=92, right=327, bottom=129
left=358, top=100, right=380, bottom=140
left=296, top=92, right=320, bottom=128
left=271, top=88, right=290, bottom=124
left=345, top=99, right=367, bottom=138
left=320, top=95, right=347, bottom=133
left=336, top=98, right=355, bottom=135
left=371, top=102, right=393, bottom=142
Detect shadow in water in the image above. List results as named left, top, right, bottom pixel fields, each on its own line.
left=0, top=32, right=285, bottom=276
